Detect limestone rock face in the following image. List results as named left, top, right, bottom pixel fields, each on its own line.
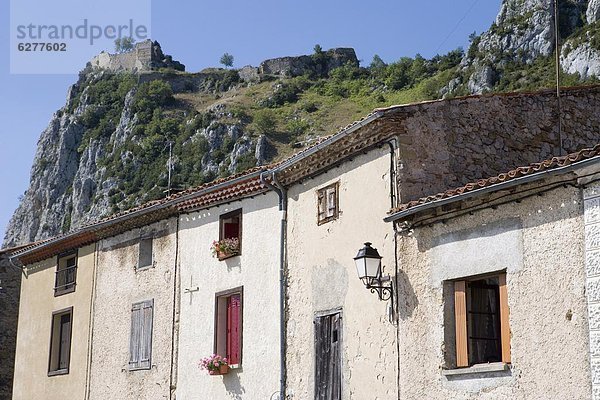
left=446, top=0, right=597, bottom=95
left=561, top=41, right=600, bottom=79
left=587, top=0, right=600, bottom=23
left=3, top=68, right=260, bottom=247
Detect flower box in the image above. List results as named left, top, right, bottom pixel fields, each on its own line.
left=211, top=238, right=240, bottom=260
left=208, top=364, right=230, bottom=375
left=200, top=354, right=229, bottom=376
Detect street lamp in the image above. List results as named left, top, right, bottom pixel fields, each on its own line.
left=353, top=242, right=393, bottom=301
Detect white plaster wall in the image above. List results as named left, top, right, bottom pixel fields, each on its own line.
left=12, top=244, right=96, bottom=400
left=398, top=185, right=591, bottom=399
left=583, top=182, right=600, bottom=399
left=176, top=193, right=281, bottom=400
left=286, top=147, right=398, bottom=400
left=88, top=218, right=177, bottom=400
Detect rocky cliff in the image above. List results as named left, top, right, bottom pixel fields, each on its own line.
left=448, top=0, right=600, bottom=95
left=2, top=43, right=361, bottom=247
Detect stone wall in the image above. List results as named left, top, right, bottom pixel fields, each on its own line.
left=0, top=255, right=20, bottom=400
left=390, top=86, right=600, bottom=203
left=89, top=40, right=184, bottom=73
left=258, top=48, right=358, bottom=77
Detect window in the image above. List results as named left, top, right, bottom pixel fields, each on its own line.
left=315, top=311, right=342, bottom=400
left=138, top=237, right=153, bottom=270
left=48, top=307, right=73, bottom=376
left=129, top=300, right=154, bottom=370
left=317, top=183, right=339, bottom=225
left=54, top=252, right=77, bottom=296
left=218, top=210, right=242, bottom=259
left=453, top=273, right=510, bottom=368
left=214, top=288, right=243, bottom=366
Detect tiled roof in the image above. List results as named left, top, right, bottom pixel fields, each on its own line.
left=10, top=166, right=275, bottom=264
left=389, top=144, right=600, bottom=215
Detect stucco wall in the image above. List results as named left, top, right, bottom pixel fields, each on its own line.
left=397, top=185, right=591, bottom=399
left=176, top=193, right=282, bottom=400
left=286, top=147, right=398, bottom=399
left=88, top=218, right=177, bottom=400
left=12, top=244, right=96, bottom=400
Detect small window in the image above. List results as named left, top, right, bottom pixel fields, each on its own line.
left=218, top=210, right=242, bottom=259
left=129, top=300, right=154, bottom=370
left=54, top=252, right=77, bottom=296
left=138, top=237, right=153, bottom=270
left=317, top=183, right=339, bottom=225
left=48, top=307, right=73, bottom=376
left=452, top=273, right=511, bottom=368
left=215, top=288, right=243, bottom=366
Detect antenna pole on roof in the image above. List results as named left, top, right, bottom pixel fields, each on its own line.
left=554, top=0, right=564, bottom=156
left=167, top=140, right=173, bottom=197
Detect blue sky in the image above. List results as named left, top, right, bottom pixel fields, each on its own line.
left=0, top=0, right=502, bottom=241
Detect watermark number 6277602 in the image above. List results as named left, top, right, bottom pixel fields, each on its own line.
left=17, top=43, right=67, bottom=51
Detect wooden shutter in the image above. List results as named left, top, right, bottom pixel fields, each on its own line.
left=227, top=294, right=241, bottom=365
left=454, top=281, right=468, bottom=367
left=315, top=312, right=342, bottom=400
left=326, top=187, right=337, bottom=218
left=58, top=313, right=71, bottom=370
left=318, top=190, right=326, bottom=221
left=130, top=300, right=153, bottom=369
left=498, top=273, right=511, bottom=363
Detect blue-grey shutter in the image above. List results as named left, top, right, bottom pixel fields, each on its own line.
left=140, top=300, right=153, bottom=369
left=129, top=299, right=153, bottom=369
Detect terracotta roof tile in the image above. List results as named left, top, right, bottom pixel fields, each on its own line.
left=389, top=143, right=600, bottom=215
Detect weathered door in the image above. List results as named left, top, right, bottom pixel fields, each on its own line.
left=315, top=312, right=342, bottom=400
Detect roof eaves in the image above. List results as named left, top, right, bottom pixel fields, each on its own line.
left=272, top=111, right=384, bottom=174
left=384, top=154, right=600, bottom=223
left=12, top=168, right=272, bottom=261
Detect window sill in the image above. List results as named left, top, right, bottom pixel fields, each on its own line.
left=442, top=362, right=509, bottom=377
left=48, top=369, right=69, bottom=377
left=218, top=252, right=240, bottom=261
left=54, top=286, right=76, bottom=297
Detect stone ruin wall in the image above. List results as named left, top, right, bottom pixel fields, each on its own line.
left=0, top=255, right=20, bottom=400
left=392, top=86, right=600, bottom=202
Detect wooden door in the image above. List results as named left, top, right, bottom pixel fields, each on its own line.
left=315, top=312, right=342, bottom=400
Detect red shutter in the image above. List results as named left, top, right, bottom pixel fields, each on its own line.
left=227, top=294, right=241, bottom=364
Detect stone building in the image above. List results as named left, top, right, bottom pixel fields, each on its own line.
left=385, top=145, right=600, bottom=399
left=6, top=86, right=600, bottom=400
left=87, top=218, right=178, bottom=400
left=176, top=186, right=282, bottom=399
left=11, top=243, right=96, bottom=400
left=0, top=250, right=21, bottom=400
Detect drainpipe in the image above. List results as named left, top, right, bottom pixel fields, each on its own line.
left=85, top=243, right=99, bottom=400
left=260, top=171, right=287, bottom=400
left=169, top=217, right=180, bottom=400
left=386, top=137, right=401, bottom=400
left=386, top=138, right=398, bottom=210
